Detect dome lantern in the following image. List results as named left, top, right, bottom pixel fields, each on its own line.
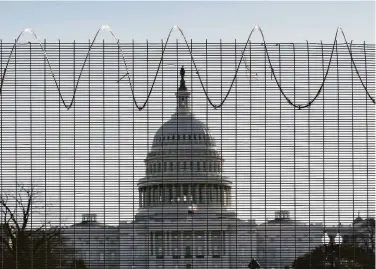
left=175, top=66, right=190, bottom=113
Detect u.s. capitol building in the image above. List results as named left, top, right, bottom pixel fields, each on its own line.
left=118, top=67, right=257, bottom=269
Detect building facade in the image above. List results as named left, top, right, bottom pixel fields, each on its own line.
left=62, top=213, right=119, bottom=269
left=119, top=67, right=257, bottom=269
left=256, top=210, right=324, bottom=269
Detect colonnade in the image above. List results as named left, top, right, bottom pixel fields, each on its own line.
left=139, top=184, right=231, bottom=207
left=147, top=160, right=221, bottom=174
left=150, top=230, right=226, bottom=257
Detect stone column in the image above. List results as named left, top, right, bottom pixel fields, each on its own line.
left=163, top=185, right=168, bottom=203
left=209, top=231, right=212, bottom=256
left=228, top=187, right=231, bottom=206
left=205, top=231, right=208, bottom=257
left=192, top=231, right=195, bottom=256
left=221, top=186, right=224, bottom=205
left=195, top=184, right=199, bottom=204
left=180, top=231, right=184, bottom=257
left=188, top=184, right=191, bottom=203
left=206, top=185, right=209, bottom=204
left=154, top=186, right=157, bottom=204
left=216, top=186, right=219, bottom=204
left=192, top=184, right=196, bottom=203
left=180, top=184, right=183, bottom=203
left=168, top=231, right=171, bottom=256
left=144, top=187, right=148, bottom=206
left=162, top=230, right=167, bottom=255
left=203, top=184, right=206, bottom=204
left=223, top=231, right=226, bottom=256
left=171, top=185, right=174, bottom=203
left=148, top=187, right=151, bottom=206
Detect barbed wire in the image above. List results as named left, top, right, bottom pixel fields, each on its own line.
left=0, top=25, right=374, bottom=110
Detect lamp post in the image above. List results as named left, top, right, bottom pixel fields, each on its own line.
left=322, top=232, right=343, bottom=268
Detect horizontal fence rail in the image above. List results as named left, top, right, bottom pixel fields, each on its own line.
left=0, top=30, right=375, bottom=269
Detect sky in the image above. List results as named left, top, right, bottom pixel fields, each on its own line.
left=0, top=1, right=374, bottom=43
left=0, top=1, right=374, bottom=227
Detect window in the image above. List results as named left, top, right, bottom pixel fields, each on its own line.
left=185, top=246, right=192, bottom=258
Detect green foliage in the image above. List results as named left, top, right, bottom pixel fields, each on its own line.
left=292, top=243, right=375, bottom=269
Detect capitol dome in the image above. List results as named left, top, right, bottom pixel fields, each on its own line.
left=137, top=66, right=232, bottom=209
left=151, top=112, right=216, bottom=149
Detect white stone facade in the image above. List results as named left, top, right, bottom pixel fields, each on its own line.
left=256, top=211, right=324, bottom=269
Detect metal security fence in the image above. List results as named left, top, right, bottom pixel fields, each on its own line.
left=0, top=27, right=374, bottom=269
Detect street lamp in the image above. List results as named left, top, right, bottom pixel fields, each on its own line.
left=322, top=232, right=343, bottom=268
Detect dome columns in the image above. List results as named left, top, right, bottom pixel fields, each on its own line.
left=138, top=183, right=231, bottom=207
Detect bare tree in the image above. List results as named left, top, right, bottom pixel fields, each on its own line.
left=0, top=185, right=74, bottom=269
left=357, top=218, right=375, bottom=253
